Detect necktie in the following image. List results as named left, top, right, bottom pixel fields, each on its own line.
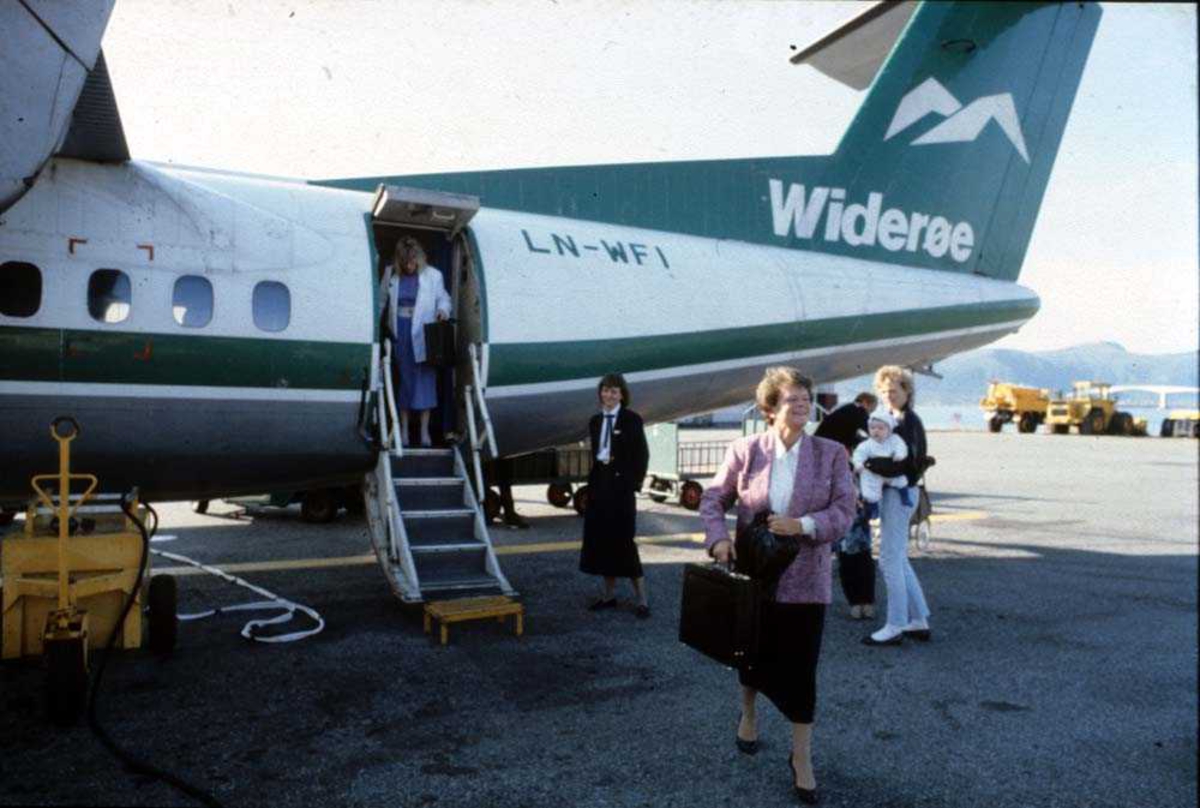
left=602, top=414, right=615, bottom=456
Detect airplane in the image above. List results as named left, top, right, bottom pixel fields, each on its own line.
left=0, top=1, right=1102, bottom=600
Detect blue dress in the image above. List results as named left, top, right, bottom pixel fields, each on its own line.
left=394, top=274, right=438, bottom=411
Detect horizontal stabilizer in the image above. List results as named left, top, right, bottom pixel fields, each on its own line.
left=790, top=1, right=918, bottom=90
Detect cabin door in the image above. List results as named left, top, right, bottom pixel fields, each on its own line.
left=369, top=185, right=481, bottom=446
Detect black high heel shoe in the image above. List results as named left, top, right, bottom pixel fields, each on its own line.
left=736, top=715, right=758, bottom=755
left=787, top=753, right=819, bottom=805
left=735, top=736, right=759, bottom=755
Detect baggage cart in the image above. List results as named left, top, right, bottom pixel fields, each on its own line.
left=645, top=423, right=730, bottom=511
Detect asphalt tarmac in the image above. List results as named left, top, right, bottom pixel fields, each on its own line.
left=2, top=431, right=1196, bottom=808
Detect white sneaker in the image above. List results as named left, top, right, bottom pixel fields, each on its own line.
left=868, top=625, right=904, bottom=643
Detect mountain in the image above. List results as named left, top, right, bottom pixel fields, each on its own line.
left=831, top=342, right=1199, bottom=405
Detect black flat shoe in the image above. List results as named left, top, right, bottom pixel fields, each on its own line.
left=735, top=736, right=759, bottom=755
left=587, top=597, right=617, bottom=611
left=634, top=604, right=651, bottom=619
left=861, top=633, right=903, bottom=647
left=902, top=628, right=932, bottom=642
left=787, top=754, right=819, bottom=804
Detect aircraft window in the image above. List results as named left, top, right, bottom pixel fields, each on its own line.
left=87, top=269, right=132, bottom=324
left=252, top=281, right=290, bottom=332
left=172, top=275, right=213, bottom=328
left=0, top=261, right=42, bottom=318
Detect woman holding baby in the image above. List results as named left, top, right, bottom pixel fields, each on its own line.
left=860, top=364, right=934, bottom=647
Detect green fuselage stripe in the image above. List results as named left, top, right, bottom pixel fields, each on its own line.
left=486, top=299, right=1036, bottom=387
left=1, top=300, right=1031, bottom=390
left=0, top=327, right=371, bottom=389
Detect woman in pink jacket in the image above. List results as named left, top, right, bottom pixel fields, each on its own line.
left=700, top=367, right=855, bottom=805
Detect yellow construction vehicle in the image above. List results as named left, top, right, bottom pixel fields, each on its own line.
left=979, top=381, right=1050, bottom=433
left=1044, top=381, right=1140, bottom=436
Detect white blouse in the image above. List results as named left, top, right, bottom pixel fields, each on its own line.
left=595, top=404, right=621, bottom=463
left=768, top=434, right=816, bottom=536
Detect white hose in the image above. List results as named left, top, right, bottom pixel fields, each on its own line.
left=150, top=548, right=325, bottom=644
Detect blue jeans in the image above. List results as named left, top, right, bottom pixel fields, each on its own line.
left=878, top=486, right=930, bottom=628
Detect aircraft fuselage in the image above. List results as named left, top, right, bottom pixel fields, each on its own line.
left=0, top=157, right=1037, bottom=503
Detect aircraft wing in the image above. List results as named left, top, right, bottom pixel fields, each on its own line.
left=0, top=0, right=124, bottom=214
left=790, top=0, right=918, bottom=90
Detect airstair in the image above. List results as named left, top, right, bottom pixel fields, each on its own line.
left=363, top=340, right=514, bottom=603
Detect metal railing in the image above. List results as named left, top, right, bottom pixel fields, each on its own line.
left=468, top=343, right=497, bottom=456
left=381, top=337, right=402, bottom=457
left=450, top=445, right=515, bottom=596
left=463, top=343, right=497, bottom=498
left=372, top=451, right=420, bottom=599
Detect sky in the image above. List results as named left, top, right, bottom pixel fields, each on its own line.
left=101, top=1, right=1198, bottom=356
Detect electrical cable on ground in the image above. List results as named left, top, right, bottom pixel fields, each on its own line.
left=85, top=494, right=224, bottom=808
left=149, top=548, right=326, bottom=643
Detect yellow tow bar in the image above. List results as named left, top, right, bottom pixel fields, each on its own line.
left=28, top=418, right=99, bottom=724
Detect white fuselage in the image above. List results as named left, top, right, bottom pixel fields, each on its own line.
left=0, top=158, right=1037, bottom=501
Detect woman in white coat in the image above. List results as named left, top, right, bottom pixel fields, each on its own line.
left=385, top=236, right=451, bottom=446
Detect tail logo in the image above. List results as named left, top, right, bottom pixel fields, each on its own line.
left=884, top=77, right=1029, bottom=163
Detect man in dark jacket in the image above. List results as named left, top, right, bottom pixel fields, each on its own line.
left=815, top=392, right=878, bottom=619
left=815, top=392, right=877, bottom=453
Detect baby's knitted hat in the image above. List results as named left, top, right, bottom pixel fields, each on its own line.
left=868, top=408, right=896, bottom=430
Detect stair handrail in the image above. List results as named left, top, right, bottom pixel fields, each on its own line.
left=381, top=337, right=402, bottom=457
left=463, top=384, right=487, bottom=503
left=467, top=343, right=498, bottom=457
left=373, top=452, right=421, bottom=598
left=450, top=447, right=515, bottom=597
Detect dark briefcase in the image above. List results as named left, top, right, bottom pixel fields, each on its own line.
left=422, top=319, right=456, bottom=367
left=679, top=562, right=761, bottom=669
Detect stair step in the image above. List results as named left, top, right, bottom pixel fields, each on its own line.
left=392, top=451, right=456, bottom=478
left=410, top=542, right=486, bottom=554
left=395, top=479, right=465, bottom=510
left=419, top=575, right=504, bottom=594
left=413, top=547, right=489, bottom=583
left=403, top=513, right=477, bottom=545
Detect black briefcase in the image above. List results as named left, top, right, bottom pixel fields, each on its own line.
left=679, top=562, right=761, bottom=669
left=422, top=319, right=456, bottom=367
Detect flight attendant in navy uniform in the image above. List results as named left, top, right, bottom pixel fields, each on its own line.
left=579, top=373, right=652, bottom=618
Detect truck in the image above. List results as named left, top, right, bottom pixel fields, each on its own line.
left=979, top=382, right=1050, bottom=433
left=1044, top=381, right=1142, bottom=436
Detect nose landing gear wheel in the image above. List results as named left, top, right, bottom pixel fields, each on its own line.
left=301, top=489, right=338, bottom=523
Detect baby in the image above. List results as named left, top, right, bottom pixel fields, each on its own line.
left=851, top=409, right=912, bottom=518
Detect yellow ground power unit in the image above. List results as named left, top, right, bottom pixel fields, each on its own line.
left=0, top=418, right=175, bottom=724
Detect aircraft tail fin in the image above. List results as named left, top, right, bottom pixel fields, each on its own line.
left=792, top=2, right=1102, bottom=280
left=318, top=2, right=1102, bottom=284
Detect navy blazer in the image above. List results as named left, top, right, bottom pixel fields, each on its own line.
left=588, top=408, right=649, bottom=491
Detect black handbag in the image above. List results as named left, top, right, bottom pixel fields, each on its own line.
left=422, top=319, right=456, bottom=367
left=735, top=511, right=801, bottom=597
left=679, top=562, right=761, bottom=669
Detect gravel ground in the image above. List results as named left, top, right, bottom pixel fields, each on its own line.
left=2, top=431, right=1196, bottom=807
